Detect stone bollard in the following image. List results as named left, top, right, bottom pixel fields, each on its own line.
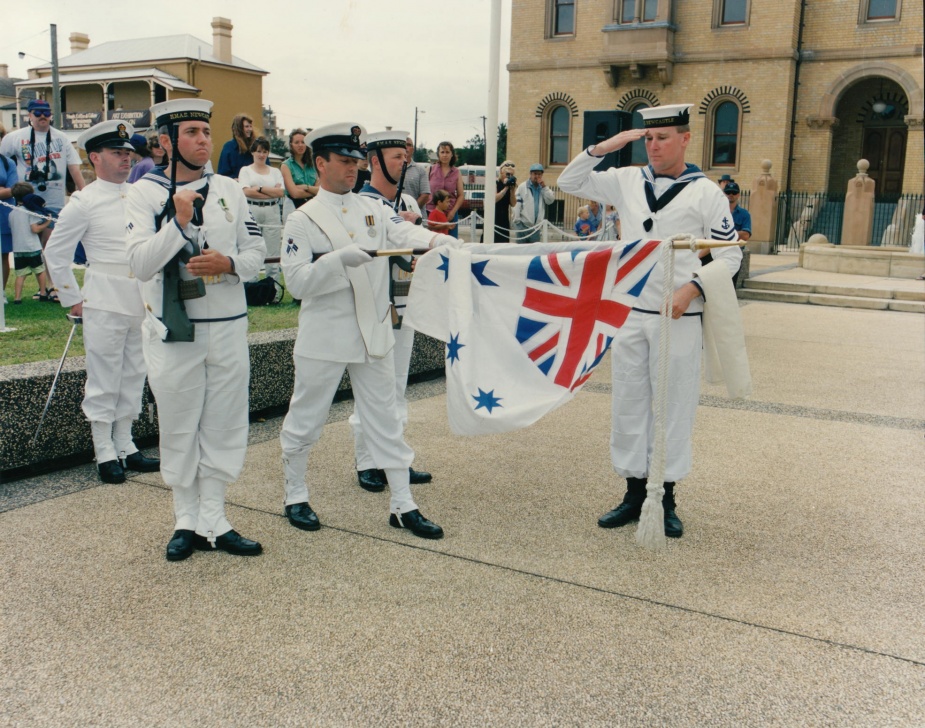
left=748, top=160, right=778, bottom=254
left=841, top=160, right=876, bottom=246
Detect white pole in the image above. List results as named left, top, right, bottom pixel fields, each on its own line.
left=483, top=0, right=502, bottom=244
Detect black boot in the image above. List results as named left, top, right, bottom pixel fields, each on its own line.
left=663, top=482, right=683, bottom=538
left=598, top=477, right=647, bottom=528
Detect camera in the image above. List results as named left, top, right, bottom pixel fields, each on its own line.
left=505, top=175, right=517, bottom=187
left=27, top=168, right=48, bottom=192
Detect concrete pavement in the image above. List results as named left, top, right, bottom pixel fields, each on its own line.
left=1, top=288, right=923, bottom=726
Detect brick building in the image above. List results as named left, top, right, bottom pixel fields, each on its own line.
left=507, top=0, right=923, bottom=197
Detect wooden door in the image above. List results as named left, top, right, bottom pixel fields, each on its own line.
left=862, top=127, right=907, bottom=196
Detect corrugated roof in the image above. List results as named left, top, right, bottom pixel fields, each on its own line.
left=0, top=78, right=35, bottom=99
left=32, top=34, right=267, bottom=74
left=14, top=68, right=199, bottom=92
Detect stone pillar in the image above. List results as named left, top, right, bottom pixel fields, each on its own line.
left=902, top=116, right=924, bottom=195
left=747, top=160, right=778, bottom=254
left=841, top=160, right=876, bottom=246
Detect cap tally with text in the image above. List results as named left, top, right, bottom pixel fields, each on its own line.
left=151, top=99, right=213, bottom=129
left=364, top=130, right=410, bottom=152
left=307, top=123, right=367, bottom=160
left=78, top=120, right=136, bottom=153
left=27, top=99, right=51, bottom=113
left=637, top=103, right=693, bottom=129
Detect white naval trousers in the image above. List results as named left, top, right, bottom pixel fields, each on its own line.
left=248, top=202, right=282, bottom=281
left=281, top=354, right=416, bottom=513
left=610, top=311, right=702, bottom=483
left=81, top=308, right=147, bottom=462
left=349, top=325, right=414, bottom=470
left=142, top=317, right=250, bottom=537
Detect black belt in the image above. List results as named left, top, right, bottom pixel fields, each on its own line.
left=248, top=199, right=279, bottom=207
left=632, top=307, right=702, bottom=317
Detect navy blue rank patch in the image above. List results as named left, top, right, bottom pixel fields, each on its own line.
left=286, top=238, right=298, bottom=255
left=127, top=222, right=134, bottom=231
left=721, top=216, right=731, bottom=230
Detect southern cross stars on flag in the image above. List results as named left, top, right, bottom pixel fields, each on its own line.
left=404, top=241, right=662, bottom=436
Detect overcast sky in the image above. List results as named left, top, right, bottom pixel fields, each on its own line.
left=5, top=0, right=512, bottom=150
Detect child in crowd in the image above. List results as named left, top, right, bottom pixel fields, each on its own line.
left=8, top=182, right=50, bottom=304
left=427, top=189, right=453, bottom=234
left=574, top=205, right=592, bottom=239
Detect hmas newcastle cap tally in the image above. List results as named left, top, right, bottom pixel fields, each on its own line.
left=151, top=99, right=214, bottom=128
left=364, top=130, right=410, bottom=152
left=637, top=104, right=693, bottom=129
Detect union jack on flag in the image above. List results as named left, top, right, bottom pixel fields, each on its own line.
left=516, top=241, right=660, bottom=392
left=404, top=241, right=662, bottom=436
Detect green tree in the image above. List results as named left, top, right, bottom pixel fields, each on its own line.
left=497, top=122, right=507, bottom=164
left=269, top=136, right=288, bottom=157
left=413, top=146, right=431, bottom=163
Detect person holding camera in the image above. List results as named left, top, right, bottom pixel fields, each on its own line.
left=0, top=100, right=84, bottom=247
left=484, top=160, right=516, bottom=243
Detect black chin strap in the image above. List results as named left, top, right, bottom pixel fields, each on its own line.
left=175, top=148, right=205, bottom=171
left=375, top=149, right=400, bottom=186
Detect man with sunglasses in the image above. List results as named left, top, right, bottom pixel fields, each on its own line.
left=0, top=99, right=84, bottom=243
left=402, top=137, right=430, bottom=210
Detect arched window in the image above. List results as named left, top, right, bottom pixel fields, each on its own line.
left=548, top=106, right=570, bottom=166
left=628, top=102, right=650, bottom=166
left=710, top=101, right=740, bottom=167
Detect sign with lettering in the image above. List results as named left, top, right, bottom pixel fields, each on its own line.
left=62, top=111, right=102, bottom=130
left=108, top=109, right=152, bottom=127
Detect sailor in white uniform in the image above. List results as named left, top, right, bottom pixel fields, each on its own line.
left=557, top=104, right=741, bottom=538
left=125, top=99, right=267, bottom=561
left=351, top=129, right=432, bottom=493
left=44, top=120, right=161, bottom=484
left=279, top=123, right=456, bottom=540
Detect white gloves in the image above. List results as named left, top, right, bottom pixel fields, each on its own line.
left=334, top=244, right=374, bottom=268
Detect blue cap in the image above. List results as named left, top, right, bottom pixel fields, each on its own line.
left=22, top=193, right=47, bottom=213
left=529, top=163, right=544, bottom=173
left=27, top=99, right=51, bottom=113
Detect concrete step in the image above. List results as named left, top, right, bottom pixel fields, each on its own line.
left=743, top=278, right=925, bottom=302
left=738, top=288, right=925, bottom=313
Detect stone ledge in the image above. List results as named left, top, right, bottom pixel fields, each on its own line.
left=800, top=243, right=925, bottom=279
left=0, top=329, right=446, bottom=474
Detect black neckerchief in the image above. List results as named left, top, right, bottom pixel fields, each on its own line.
left=29, top=127, right=52, bottom=180
left=640, top=163, right=705, bottom=232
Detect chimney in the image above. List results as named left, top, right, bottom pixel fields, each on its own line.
left=70, top=32, right=90, bottom=54
left=211, top=17, right=233, bottom=64
left=0, top=64, right=8, bottom=79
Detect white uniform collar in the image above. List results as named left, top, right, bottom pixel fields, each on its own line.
left=316, top=187, right=354, bottom=206
left=93, top=178, right=127, bottom=194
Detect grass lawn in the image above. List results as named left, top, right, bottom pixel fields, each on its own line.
left=1, top=269, right=301, bottom=366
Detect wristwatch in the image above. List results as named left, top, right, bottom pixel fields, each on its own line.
left=258, top=186, right=263, bottom=194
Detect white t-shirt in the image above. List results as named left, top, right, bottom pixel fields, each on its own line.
left=0, top=125, right=81, bottom=210
left=9, top=206, right=43, bottom=254
left=238, top=165, right=284, bottom=197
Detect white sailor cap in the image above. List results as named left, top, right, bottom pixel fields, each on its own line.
left=365, top=130, right=410, bottom=152
left=151, top=99, right=213, bottom=129
left=637, top=104, right=693, bottom=128
left=78, top=119, right=136, bottom=153
left=307, top=122, right=367, bottom=160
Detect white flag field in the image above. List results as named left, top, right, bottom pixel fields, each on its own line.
left=404, top=240, right=662, bottom=436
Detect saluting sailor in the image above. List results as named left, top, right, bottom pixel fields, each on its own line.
left=351, top=129, right=432, bottom=493
left=44, top=119, right=161, bottom=484
left=557, top=104, right=742, bottom=538
left=279, top=123, right=456, bottom=540
left=125, top=99, right=267, bottom=561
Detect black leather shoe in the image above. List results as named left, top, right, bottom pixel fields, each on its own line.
left=194, top=530, right=263, bottom=556
left=166, top=529, right=196, bottom=561
left=408, top=467, right=433, bottom=485
left=285, top=502, right=320, bottom=531
left=357, top=468, right=386, bottom=492
left=122, top=451, right=161, bottom=472
left=598, top=477, right=648, bottom=528
left=389, top=509, right=444, bottom=539
left=98, top=459, right=126, bottom=484
left=663, top=482, right=683, bottom=538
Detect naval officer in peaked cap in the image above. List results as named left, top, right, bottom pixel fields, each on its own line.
left=557, top=103, right=741, bottom=539
left=279, top=122, right=457, bottom=540
left=125, top=98, right=267, bottom=561
left=45, top=119, right=161, bottom=485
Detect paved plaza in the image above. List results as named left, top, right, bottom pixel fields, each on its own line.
left=2, top=273, right=923, bottom=725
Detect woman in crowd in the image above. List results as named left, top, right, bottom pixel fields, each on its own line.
left=149, top=135, right=167, bottom=169
left=239, top=136, right=285, bottom=281
left=484, top=160, right=516, bottom=243
left=426, top=141, right=464, bottom=239
left=127, top=135, right=154, bottom=183
left=218, top=113, right=255, bottom=179
left=280, top=128, right=318, bottom=210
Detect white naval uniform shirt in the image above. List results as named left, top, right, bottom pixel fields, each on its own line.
left=44, top=178, right=144, bottom=315
left=124, top=170, right=266, bottom=321
left=557, top=149, right=742, bottom=312
left=282, top=187, right=453, bottom=364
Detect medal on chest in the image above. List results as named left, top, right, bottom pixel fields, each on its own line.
left=218, top=197, right=234, bottom=223
left=365, top=214, right=377, bottom=237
